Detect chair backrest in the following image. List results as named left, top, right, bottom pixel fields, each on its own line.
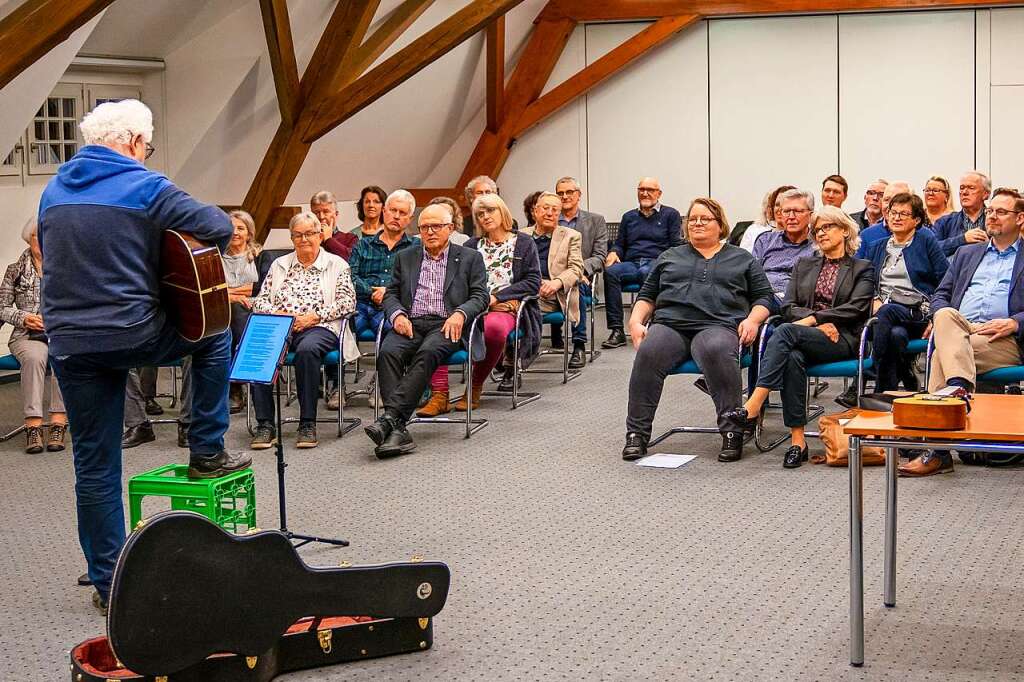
left=605, top=222, right=619, bottom=249
left=253, top=249, right=292, bottom=297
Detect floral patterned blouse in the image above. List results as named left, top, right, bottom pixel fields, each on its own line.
left=252, top=251, right=356, bottom=336
left=477, top=235, right=517, bottom=294
left=0, top=249, right=41, bottom=341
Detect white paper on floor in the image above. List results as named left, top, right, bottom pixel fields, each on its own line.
left=636, top=453, right=697, bottom=468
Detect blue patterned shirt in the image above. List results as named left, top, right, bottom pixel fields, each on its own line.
left=959, top=239, right=1021, bottom=322
left=347, top=232, right=419, bottom=303
left=410, top=246, right=450, bottom=318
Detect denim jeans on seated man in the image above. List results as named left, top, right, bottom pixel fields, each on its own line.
left=604, top=259, right=653, bottom=331
left=353, top=300, right=387, bottom=338
left=49, top=321, right=231, bottom=601
left=549, top=282, right=591, bottom=345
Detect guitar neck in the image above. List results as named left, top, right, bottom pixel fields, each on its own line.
left=295, top=562, right=450, bottom=619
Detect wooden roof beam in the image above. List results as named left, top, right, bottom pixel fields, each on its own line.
left=486, top=15, right=506, bottom=133
left=259, top=0, right=301, bottom=125
left=335, top=0, right=437, bottom=90
left=0, top=0, right=114, bottom=90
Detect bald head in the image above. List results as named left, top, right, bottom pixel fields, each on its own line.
left=637, top=177, right=662, bottom=212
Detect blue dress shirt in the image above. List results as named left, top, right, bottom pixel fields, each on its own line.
left=958, top=238, right=1021, bottom=322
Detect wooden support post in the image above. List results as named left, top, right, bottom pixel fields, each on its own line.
left=486, top=15, right=506, bottom=133
left=335, top=0, right=437, bottom=90
left=258, top=0, right=300, bottom=125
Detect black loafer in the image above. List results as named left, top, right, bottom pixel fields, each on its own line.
left=718, top=432, right=743, bottom=462
left=144, top=398, right=164, bottom=416
left=569, top=345, right=586, bottom=369
left=364, top=416, right=394, bottom=446
left=835, top=384, right=859, bottom=409
left=621, top=432, right=648, bottom=461
left=121, top=422, right=155, bottom=449
left=783, top=445, right=809, bottom=469
left=602, top=329, right=627, bottom=349
left=187, top=450, right=253, bottom=479
left=375, top=425, right=416, bottom=459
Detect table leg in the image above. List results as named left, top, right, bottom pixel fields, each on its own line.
left=884, top=445, right=897, bottom=607
left=850, top=435, right=864, bottom=666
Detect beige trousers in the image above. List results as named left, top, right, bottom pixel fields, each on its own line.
left=8, top=335, right=65, bottom=418
left=927, top=307, right=1023, bottom=392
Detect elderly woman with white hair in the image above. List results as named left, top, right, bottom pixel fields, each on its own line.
left=249, top=211, right=358, bottom=450
left=724, top=206, right=875, bottom=468
left=0, top=218, right=67, bottom=453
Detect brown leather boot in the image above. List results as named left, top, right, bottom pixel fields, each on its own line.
left=416, top=391, right=451, bottom=417
left=452, top=385, right=483, bottom=412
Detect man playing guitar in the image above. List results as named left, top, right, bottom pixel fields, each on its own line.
left=38, top=99, right=250, bottom=614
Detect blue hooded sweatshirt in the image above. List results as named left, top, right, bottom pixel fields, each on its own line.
left=37, top=145, right=232, bottom=355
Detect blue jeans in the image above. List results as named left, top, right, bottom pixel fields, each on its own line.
left=872, top=302, right=927, bottom=392
left=549, top=282, right=591, bottom=345
left=603, top=259, right=652, bottom=330
left=353, top=301, right=386, bottom=338
left=50, top=321, right=231, bottom=599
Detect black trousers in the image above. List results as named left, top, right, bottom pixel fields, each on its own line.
left=626, top=323, right=742, bottom=438
left=252, top=326, right=337, bottom=424
left=756, top=323, right=852, bottom=427
left=378, top=316, right=460, bottom=422
left=872, top=302, right=927, bottom=392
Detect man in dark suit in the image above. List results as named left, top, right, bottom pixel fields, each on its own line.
left=365, top=203, right=489, bottom=458
left=900, top=187, right=1024, bottom=477
left=554, top=176, right=607, bottom=367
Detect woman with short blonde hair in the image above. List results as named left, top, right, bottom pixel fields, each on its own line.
left=923, top=175, right=955, bottom=225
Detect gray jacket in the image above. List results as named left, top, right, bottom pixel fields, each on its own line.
left=567, top=209, right=608, bottom=279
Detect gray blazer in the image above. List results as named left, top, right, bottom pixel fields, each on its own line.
left=569, top=209, right=608, bottom=279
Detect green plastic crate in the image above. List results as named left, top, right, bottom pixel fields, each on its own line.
left=128, top=463, right=256, bottom=534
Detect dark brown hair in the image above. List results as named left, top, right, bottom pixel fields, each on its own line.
left=888, top=192, right=927, bottom=226
left=357, top=185, right=387, bottom=222
left=822, top=174, right=848, bottom=194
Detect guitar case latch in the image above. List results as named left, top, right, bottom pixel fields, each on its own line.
left=318, top=629, right=333, bottom=654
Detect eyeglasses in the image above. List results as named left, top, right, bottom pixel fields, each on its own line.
left=143, top=143, right=155, bottom=160
left=813, top=223, right=842, bottom=236
left=779, top=208, right=809, bottom=217
left=419, top=222, right=452, bottom=233
left=923, top=187, right=948, bottom=194
left=687, top=216, right=717, bottom=226
left=637, top=187, right=660, bottom=194
left=474, top=207, right=499, bottom=219
left=985, top=207, right=1020, bottom=218
left=555, top=190, right=579, bottom=197
left=960, top=185, right=982, bottom=192
left=865, top=190, right=884, bottom=199
left=887, top=210, right=914, bottom=220
left=290, top=230, right=320, bottom=241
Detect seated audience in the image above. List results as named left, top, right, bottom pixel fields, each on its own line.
left=315, top=190, right=358, bottom=261
left=854, top=181, right=912, bottom=257
left=430, top=196, right=470, bottom=246
left=223, top=209, right=261, bottom=412
left=351, top=185, right=387, bottom=239
left=249, top=212, right=357, bottom=450
left=365, top=203, right=489, bottom=458
left=462, top=175, right=518, bottom=236
left=821, top=174, right=849, bottom=208
left=348, top=190, right=418, bottom=339
left=738, top=184, right=794, bottom=253
left=417, top=194, right=540, bottom=415
left=555, top=176, right=606, bottom=367
left=932, top=171, right=990, bottom=258
left=602, top=177, right=682, bottom=349
left=725, top=207, right=873, bottom=468
left=0, top=218, right=67, bottom=453
left=751, top=188, right=816, bottom=301
left=902, top=188, right=1024, bottom=477
left=524, top=190, right=585, bottom=365
left=923, top=175, right=955, bottom=226
left=621, top=198, right=773, bottom=463
left=865, top=193, right=948, bottom=392
left=850, top=179, right=888, bottom=230
left=523, top=190, right=542, bottom=227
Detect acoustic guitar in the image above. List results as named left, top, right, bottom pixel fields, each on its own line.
left=104, top=512, right=450, bottom=677
left=160, top=230, right=230, bottom=342
left=892, top=395, right=967, bottom=430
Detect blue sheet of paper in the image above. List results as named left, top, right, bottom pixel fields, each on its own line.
left=228, top=313, right=294, bottom=384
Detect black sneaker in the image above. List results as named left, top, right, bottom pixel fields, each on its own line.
left=121, top=422, right=155, bottom=449
left=144, top=398, right=164, bottom=416
left=621, top=432, right=648, bottom=461
left=296, top=422, right=318, bottom=448
left=177, top=422, right=188, bottom=448
left=568, top=344, right=586, bottom=369
left=835, top=384, right=859, bottom=409
left=718, top=432, right=743, bottom=462
left=187, top=450, right=252, bottom=479
left=250, top=422, right=276, bottom=450
left=601, top=329, right=627, bottom=349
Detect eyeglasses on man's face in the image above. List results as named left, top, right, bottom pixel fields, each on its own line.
left=985, top=207, right=1020, bottom=218
left=419, top=222, right=452, bottom=233
left=556, top=189, right=579, bottom=197
left=290, top=230, right=320, bottom=241
left=865, top=190, right=884, bottom=200
left=779, top=208, right=809, bottom=217
left=637, top=187, right=660, bottom=195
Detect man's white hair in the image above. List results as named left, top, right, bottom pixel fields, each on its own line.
left=79, top=99, right=153, bottom=146
left=21, top=216, right=37, bottom=245
left=386, top=189, right=416, bottom=214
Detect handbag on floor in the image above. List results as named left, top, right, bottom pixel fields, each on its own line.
left=812, top=408, right=886, bottom=466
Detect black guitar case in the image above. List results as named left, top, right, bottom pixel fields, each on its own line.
left=70, top=511, right=450, bottom=681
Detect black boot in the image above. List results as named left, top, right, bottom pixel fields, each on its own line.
left=187, top=450, right=253, bottom=479
left=364, top=413, right=395, bottom=446
left=621, top=432, right=648, bottom=461
left=602, top=329, right=627, bottom=349
left=569, top=343, right=586, bottom=369
left=376, top=419, right=416, bottom=459
left=718, top=432, right=743, bottom=462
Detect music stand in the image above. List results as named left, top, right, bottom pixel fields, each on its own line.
left=230, top=313, right=348, bottom=548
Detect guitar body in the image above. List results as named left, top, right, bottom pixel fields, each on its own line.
left=70, top=511, right=450, bottom=679
left=893, top=395, right=967, bottom=430
left=160, top=230, right=230, bottom=342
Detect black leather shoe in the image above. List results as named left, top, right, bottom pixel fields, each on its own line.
left=187, top=450, right=252, bottom=479
left=122, top=422, right=155, bottom=449
left=835, top=384, right=859, bottom=409
left=569, top=344, right=586, bottom=369
left=364, top=415, right=394, bottom=446
left=783, top=445, right=809, bottom=469
left=496, top=367, right=520, bottom=393
left=177, top=422, right=188, bottom=448
left=375, top=424, right=416, bottom=459
left=722, top=407, right=757, bottom=434
left=601, top=329, right=627, bottom=349
left=144, top=397, right=164, bottom=416
left=718, top=432, right=743, bottom=462
left=77, top=572, right=92, bottom=586
left=622, top=432, right=648, bottom=461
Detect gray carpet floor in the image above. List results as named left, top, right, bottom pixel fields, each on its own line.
left=1, top=320, right=1023, bottom=681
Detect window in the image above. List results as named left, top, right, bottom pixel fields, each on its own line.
left=27, top=83, right=83, bottom=175
left=0, top=138, right=24, bottom=178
